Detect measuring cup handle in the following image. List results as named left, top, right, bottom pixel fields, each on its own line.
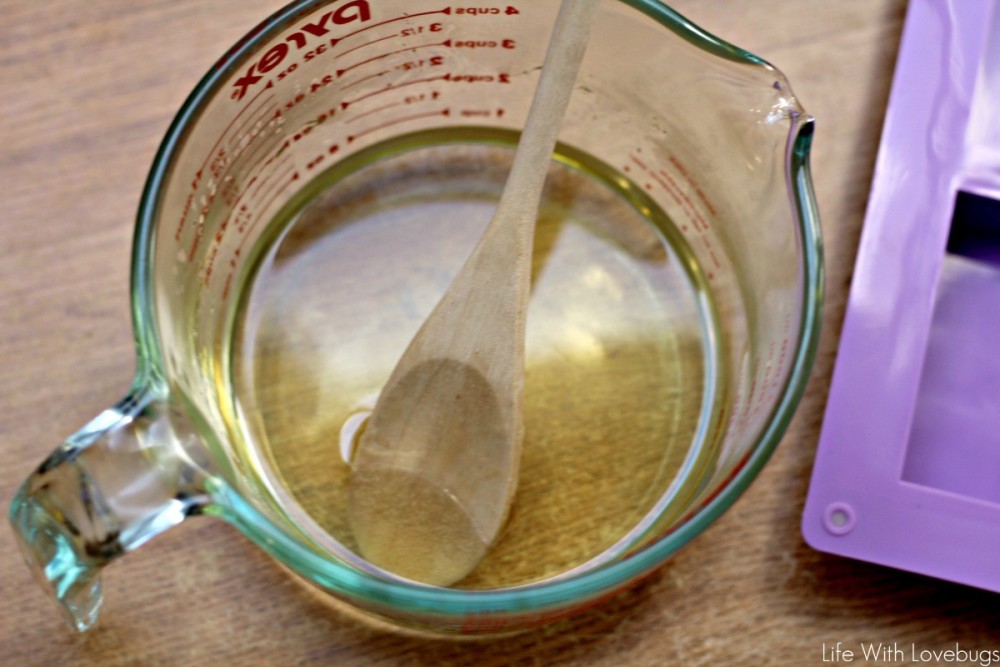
left=8, top=385, right=212, bottom=632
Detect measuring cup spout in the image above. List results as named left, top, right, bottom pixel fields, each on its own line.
left=8, top=386, right=212, bottom=631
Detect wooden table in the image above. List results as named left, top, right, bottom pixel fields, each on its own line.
left=3, top=1, right=997, bottom=664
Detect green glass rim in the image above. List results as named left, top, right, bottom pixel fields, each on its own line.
left=127, top=0, right=823, bottom=618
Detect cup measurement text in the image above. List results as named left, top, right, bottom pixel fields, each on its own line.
left=180, top=2, right=526, bottom=299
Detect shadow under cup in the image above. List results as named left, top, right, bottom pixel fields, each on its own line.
left=10, top=0, right=821, bottom=635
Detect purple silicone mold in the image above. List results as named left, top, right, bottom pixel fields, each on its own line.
left=803, top=0, right=1000, bottom=591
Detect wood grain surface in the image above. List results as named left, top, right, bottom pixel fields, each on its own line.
left=2, top=1, right=998, bottom=665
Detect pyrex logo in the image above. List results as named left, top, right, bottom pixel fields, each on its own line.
left=231, top=0, right=372, bottom=101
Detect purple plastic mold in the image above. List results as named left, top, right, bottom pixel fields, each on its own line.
left=802, top=0, right=1000, bottom=591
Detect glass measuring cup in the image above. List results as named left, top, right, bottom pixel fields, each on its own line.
left=9, top=0, right=821, bottom=635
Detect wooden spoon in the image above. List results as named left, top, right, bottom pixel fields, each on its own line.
left=347, top=0, right=601, bottom=586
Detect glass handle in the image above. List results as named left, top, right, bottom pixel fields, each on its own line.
left=8, top=386, right=212, bottom=632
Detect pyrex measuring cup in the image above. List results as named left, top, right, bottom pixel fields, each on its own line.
left=10, top=0, right=821, bottom=635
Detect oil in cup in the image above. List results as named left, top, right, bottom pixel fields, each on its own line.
left=231, top=138, right=713, bottom=592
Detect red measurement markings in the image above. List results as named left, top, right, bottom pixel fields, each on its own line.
left=203, top=246, right=219, bottom=285
left=336, top=41, right=449, bottom=78
left=175, top=193, right=195, bottom=242
left=460, top=108, right=506, bottom=118
left=345, top=89, right=441, bottom=124
left=176, top=89, right=279, bottom=245
left=187, top=218, right=205, bottom=262
left=751, top=344, right=787, bottom=421
left=247, top=153, right=293, bottom=204
left=668, top=154, right=718, bottom=217
left=194, top=83, right=274, bottom=186
left=212, top=121, right=283, bottom=205
left=228, top=96, right=277, bottom=148
left=302, top=142, right=341, bottom=172
left=453, top=6, right=521, bottom=16
left=222, top=273, right=235, bottom=302
left=339, top=56, right=447, bottom=92
left=341, top=74, right=449, bottom=109
left=347, top=108, right=450, bottom=143
left=336, top=32, right=399, bottom=60
left=254, top=163, right=299, bottom=227
left=631, top=155, right=689, bottom=226
left=235, top=163, right=299, bottom=255
left=656, top=167, right=709, bottom=234
left=445, top=72, right=511, bottom=83
left=629, top=153, right=722, bottom=276
left=217, top=147, right=290, bottom=234
left=203, top=115, right=286, bottom=217
left=345, top=101, right=404, bottom=124
left=340, top=68, right=392, bottom=91
left=329, top=8, right=451, bottom=48
left=209, top=160, right=299, bottom=289
left=235, top=133, right=285, bottom=183
left=191, top=152, right=293, bottom=264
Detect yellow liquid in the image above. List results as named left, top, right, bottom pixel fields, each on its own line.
left=230, top=133, right=718, bottom=588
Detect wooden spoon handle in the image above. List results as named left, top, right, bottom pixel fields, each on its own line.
left=496, top=0, right=602, bottom=226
